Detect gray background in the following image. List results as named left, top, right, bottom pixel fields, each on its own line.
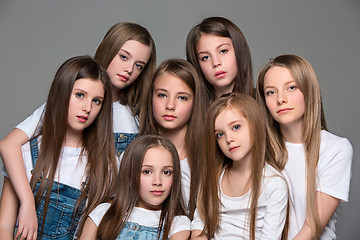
left=0, top=0, right=359, bottom=238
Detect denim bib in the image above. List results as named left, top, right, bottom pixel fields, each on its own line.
left=116, top=222, right=164, bottom=240
left=114, top=132, right=137, bottom=157
left=30, top=138, right=86, bottom=240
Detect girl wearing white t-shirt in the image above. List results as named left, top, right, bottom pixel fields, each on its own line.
left=0, top=22, right=156, bottom=239
left=139, top=59, right=207, bottom=219
left=79, top=135, right=190, bottom=240
left=191, top=94, right=289, bottom=240
left=256, top=54, right=353, bottom=239
left=0, top=56, right=117, bottom=239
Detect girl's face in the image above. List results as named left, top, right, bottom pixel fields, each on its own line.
left=197, top=34, right=238, bottom=98
left=67, top=78, right=104, bottom=136
left=137, top=145, right=173, bottom=210
left=152, top=73, right=194, bottom=132
left=263, top=66, right=305, bottom=129
left=107, top=40, right=151, bottom=91
left=214, top=107, right=253, bottom=163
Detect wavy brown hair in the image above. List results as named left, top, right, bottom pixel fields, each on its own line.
left=97, top=135, right=186, bottom=240
left=30, top=56, right=117, bottom=238
left=256, top=54, right=327, bottom=238
left=186, top=16, right=254, bottom=101
left=198, top=93, right=288, bottom=239
left=139, top=59, right=207, bottom=219
left=94, top=22, right=156, bottom=116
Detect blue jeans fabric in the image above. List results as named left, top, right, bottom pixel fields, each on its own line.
left=116, top=222, right=164, bottom=240
left=114, top=132, right=137, bottom=157
left=30, top=138, right=85, bottom=240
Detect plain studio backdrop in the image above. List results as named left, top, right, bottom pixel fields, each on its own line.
left=0, top=0, right=359, bottom=238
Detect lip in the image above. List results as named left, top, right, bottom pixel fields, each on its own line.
left=118, top=74, right=129, bottom=82
left=229, top=146, right=239, bottom=152
left=162, top=115, right=177, bottom=121
left=151, top=190, right=164, bottom=196
left=277, top=108, right=293, bottom=114
left=77, top=116, right=88, bottom=123
left=214, top=71, right=226, bottom=79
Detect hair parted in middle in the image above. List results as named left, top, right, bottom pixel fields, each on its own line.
left=96, top=134, right=186, bottom=240
left=186, top=16, right=254, bottom=101
left=30, top=55, right=117, bottom=238
left=94, top=22, right=157, bottom=116
left=139, top=58, right=207, bottom=219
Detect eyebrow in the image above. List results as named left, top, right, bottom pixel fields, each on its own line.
left=142, top=165, right=174, bottom=168
left=264, top=80, right=296, bottom=89
left=119, top=48, right=147, bottom=65
left=154, top=88, right=192, bottom=96
left=215, top=119, right=244, bottom=131
left=197, top=43, right=232, bottom=56
left=73, top=88, right=104, bottom=99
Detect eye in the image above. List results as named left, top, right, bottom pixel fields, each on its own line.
left=92, top=98, right=102, bottom=105
left=135, top=63, right=144, bottom=70
left=75, top=92, right=84, bottom=98
left=178, top=96, right=188, bottom=101
left=120, top=55, right=127, bottom=60
left=142, top=169, right=151, bottom=175
left=200, top=55, right=209, bottom=61
left=288, top=85, right=297, bottom=91
left=215, top=132, right=224, bottom=138
left=163, top=170, right=172, bottom=176
left=265, top=90, right=275, bottom=96
left=220, top=49, right=228, bottom=54
left=157, top=93, right=167, bottom=98
left=232, top=124, right=240, bottom=131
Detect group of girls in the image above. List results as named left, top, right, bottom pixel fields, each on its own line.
left=0, top=15, right=353, bottom=240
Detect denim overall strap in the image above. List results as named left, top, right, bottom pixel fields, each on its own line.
left=116, top=222, right=164, bottom=240
left=113, top=132, right=138, bottom=157
left=29, top=139, right=87, bottom=240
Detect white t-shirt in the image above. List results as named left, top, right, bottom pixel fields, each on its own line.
left=89, top=203, right=190, bottom=238
left=16, top=101, right=139, bottom=139
left=283, top=130, right=353, bottom=240
left=2, top=141, right=87, bottom=190
left=191, top=164, right=288, bottom=239
left=180, top=157, right=191, bottom=209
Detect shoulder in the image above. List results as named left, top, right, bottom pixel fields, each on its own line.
left=263, top=164, right=288, bottom=195
left=88, top=203, right=111, bottom=227
left=319, top=130, right=353, bottom=164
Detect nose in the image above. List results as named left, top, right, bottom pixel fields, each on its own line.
left=82, top=100, right=92, bottom=113
left=124, top=62, right=133, bottom=75
left=166, top=97, right=175, bottom=110
left=152, top=173, right=162, bottom=187
left=277, top=91, right=288, bottom=104
left=226, top=133, right=234, bottom=144
left=212, top=55, right=221, bottom=68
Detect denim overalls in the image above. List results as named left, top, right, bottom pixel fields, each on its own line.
left=116, top=222, right=164, bottom=240
left=114, top=132, right=137, bottom=158
left=30, top=138, right=86, bottom=240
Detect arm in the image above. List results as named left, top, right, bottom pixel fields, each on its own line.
left=190, top=229, right=208, bottom=240
left=78, top=217, right=98, bottom=240
left=293, top=192, right=340, bottom=240
left=0, top=177, right=20, bottom=239
left=0, top=129, right=37, bottom=240
left=170, top=230, right=190, bottom=240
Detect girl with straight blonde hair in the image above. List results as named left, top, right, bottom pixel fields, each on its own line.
left=256, top=54, right=353, bottom=239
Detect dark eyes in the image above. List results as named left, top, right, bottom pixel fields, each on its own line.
left=75, top=92, right=84, bottom=98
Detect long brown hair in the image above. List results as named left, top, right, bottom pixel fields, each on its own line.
left=94, top=22, right=156, bottom=116
left=139, top=59, right=207, bottom=219
left=97, top=135, right=186, bottom=240
left=30, top=56, right=117, bottom=238
left=186, top=16, right=254, bottom=101
left=198, top=93, right=287, bottom=239
left=256, top=54, right=327, bottom=238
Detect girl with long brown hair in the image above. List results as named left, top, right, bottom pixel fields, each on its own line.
left=0, top=56, right=117, bottom=239
left=256, top=54, right=353, bottom=239
left=78, top=135, right=190, bottom=240
left=191, top=94, right=288, bottom=240
left=186, top=16, right=254, bottom=101
left=192, top=93, right=288, bottom=240
left=0, top=22, right=156, bottom=239
left=139, top=59, right=207, bottom=220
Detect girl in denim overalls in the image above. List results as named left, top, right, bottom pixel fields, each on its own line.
left=0, top=22, right=156, bottom=239
left=78, top=135, right=190, bottom=240
left=0, top=56, right=118, bottom=240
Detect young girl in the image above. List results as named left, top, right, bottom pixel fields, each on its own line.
left=191, top=94, right=288, bottom=240
left=0, top=56, right=118, bottom=239
left=139, top=59, right=207, bottom=219
left=0, top=22, right=156, bottom=239
left=186, top=16, right=254, bottom=101
left=78, top=134, right=190, bottom=240
left=256, top=54, right=353, bottom=239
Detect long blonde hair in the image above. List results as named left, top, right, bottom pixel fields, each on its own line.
left=256, top=54, right=327, bottom=238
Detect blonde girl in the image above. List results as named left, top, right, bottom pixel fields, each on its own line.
left=191, top=94, right=288, bottom=240
left=0, top=22, right=156, bottom=239
left=0, top=56, right=117, bottom=239
left=79, top=134, right=190, bottom=240
left=186, top=16, right=254, bottom=101
left=256, top=54, right=353, bottom=239
left=139, top=59, right=207, bottom=219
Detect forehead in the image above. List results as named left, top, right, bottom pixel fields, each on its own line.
left=264, top=66, right=294, bottom=86
left=120, top=40, right=151, bottom=61
left=153, top=73, right=193, bottom=93
left=143, top=145, right=173, bottom=166
left=197, top=34, right=233, bottom=51
left=73, top=78, right=104, bottom=96
left=215, top=107, right=245, bottom=125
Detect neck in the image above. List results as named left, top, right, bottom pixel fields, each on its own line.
left=214, top=82, right=235, bottom=99
left=279, top=119, right=304, bottom=143
left=159, top=126, right=188, bottom=160
left=65, top=130, right=83, bottom=148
